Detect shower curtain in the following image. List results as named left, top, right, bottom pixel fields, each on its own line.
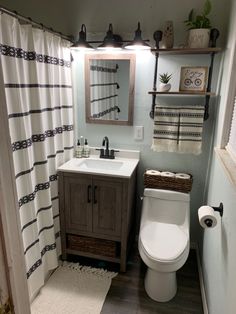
left=90, top=60, right=119, bottom=120
left=0, top=13, right=73, bottom=299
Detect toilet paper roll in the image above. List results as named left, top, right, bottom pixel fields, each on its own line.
left=146, top=170, right=161, bottom=176
left=175, top=173, right=191, bottom=180
left=160, top=171, right=175, bottom=178
left=198, top=206, right=217, bottom=228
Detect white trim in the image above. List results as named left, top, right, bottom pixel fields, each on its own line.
left=215, top=147, right=236, bottom=189
left=0, top=58, right=31, bottom=314
left=190, top=242, right=209, bottom=314
left=220, top=23, right=236, bottom=148
left=226, top=143, right=236, bottom=165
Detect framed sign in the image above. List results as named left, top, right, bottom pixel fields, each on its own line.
left=179, top=66, right=208, bottom=92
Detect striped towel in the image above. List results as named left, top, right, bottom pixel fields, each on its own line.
left=178, top=106, right=205, bottom=155
left=152, top=105, right=179, bottom=152
left=152, top=105, right=204, bottom=155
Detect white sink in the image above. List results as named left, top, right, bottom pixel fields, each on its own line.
left=79, top=158, right=124, bottom=171
left=58, top=148, right=140, bottom=178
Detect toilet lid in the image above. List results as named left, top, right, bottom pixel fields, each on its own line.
left=140, top=222, right=188, bottom=262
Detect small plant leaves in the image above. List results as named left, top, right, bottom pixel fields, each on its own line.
left=203, top=0, right=212, bottom=16
left=159, top=73, right=172, bottom=84
left=188, top=9, right=194, bottom=22
left=184, top=0, right=212, bottom=29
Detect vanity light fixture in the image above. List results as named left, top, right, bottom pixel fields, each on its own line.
left=97, top=23, right=123, bottom=50
left=71, top=24, right=94, bottom=51
left=124, top=22, right=151, bottom=50
left=71, top=22, right=150, bottom=51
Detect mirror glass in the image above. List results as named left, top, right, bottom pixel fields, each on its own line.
left=85, top=53, right=135, bottom=125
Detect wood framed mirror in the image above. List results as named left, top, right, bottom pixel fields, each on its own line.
left=85, top=53, right=135, bottom=125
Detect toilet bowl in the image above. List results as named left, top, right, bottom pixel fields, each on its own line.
left=138, top=188, right=190, bottom=302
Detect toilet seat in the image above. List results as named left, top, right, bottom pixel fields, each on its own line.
left=140, top=222, right=188, bottom=263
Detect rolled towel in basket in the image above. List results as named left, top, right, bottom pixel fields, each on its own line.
left=175, top=173, right=191, bottom=180
left=146, top=170, right=161, bottom=176
left=160, top=171, right=175, bottom=178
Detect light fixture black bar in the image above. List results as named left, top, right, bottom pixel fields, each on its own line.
left=87, top=39, right=149, bottom=44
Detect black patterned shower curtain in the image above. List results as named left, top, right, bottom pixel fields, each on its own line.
left=0, top=13, right=74, bottom=299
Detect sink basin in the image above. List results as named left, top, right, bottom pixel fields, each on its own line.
left=57, top=148, right=140, bottom=178
left=79, top=158, right=124, bottom=171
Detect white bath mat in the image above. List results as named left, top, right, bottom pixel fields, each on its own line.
left=31, top=262, right=117, bottom=314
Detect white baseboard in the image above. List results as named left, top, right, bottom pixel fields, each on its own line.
left=191, top=242, right=209, bottom=314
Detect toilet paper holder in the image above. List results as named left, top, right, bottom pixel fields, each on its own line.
left=203, top=203, right=223, bottom=228
left=212, top=202, right=224, bottom=217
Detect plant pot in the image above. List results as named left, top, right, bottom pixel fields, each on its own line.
left=187, top=29, right=210, bottom=48
left=159, top=83, right=171, bottom=92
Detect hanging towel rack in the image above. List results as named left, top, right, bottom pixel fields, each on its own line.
left=149, top=28, right=221, bottom=120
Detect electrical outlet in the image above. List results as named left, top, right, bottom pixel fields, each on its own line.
left=134, top=126, right=144, bottom=140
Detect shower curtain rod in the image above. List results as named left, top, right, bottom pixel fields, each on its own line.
left=0, top=5, right=74, bottom=42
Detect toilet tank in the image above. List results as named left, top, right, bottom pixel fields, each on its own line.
left=142, top=188, right=190, bottom=226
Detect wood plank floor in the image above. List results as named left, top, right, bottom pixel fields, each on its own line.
left=101, top=248, right=203, bottom=314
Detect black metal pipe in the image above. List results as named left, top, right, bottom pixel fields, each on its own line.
left=149, top=30, right=162, bottom=119
left=204, top=52, right=215, bottom=120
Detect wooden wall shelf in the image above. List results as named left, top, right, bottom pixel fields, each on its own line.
left=148, top=91, right=216, bottom=96
left=149, top=43, right=222, bottom=120
left=151, top=47, right=222, bottom=55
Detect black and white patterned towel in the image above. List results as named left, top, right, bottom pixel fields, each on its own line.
left=152, top=105, right=204, bottom=155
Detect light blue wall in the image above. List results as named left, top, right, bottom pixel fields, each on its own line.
left=72, top=50, right=221, bottom=240
left=202, top=154, right=236, bottom=313
left=200, top=1, right=236, bottom=313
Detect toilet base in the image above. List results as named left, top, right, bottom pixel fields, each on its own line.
left=144, top=268, right=177, bottom=302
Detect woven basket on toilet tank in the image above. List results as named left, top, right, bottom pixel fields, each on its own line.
left=144, top=169, right=193, bottom=193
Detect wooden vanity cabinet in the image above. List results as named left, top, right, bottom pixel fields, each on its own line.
left=59, top=170, right=137, bottom=272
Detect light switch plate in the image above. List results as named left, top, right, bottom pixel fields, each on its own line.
left=134, top=126, right=144, bottom=140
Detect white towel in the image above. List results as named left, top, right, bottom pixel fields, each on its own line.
left=152, top=105, right=179, bottom=152
left=151, top=104, right=204, bottom=154
left=178, top=106, right=204, bottom=155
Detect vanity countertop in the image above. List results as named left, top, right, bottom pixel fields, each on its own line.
left=58, top=148, right=140, bottom=178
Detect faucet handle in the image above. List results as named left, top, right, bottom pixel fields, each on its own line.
left=109, top=149, right=119, bottom=159
left=96, top=148, right=104, bottom=158
left=110, top=150, right=115, bottom=159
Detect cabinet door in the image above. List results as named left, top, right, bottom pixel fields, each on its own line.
left=64, top=176, right=93, bottom=233
left=92, top=177, right=122, bottom=237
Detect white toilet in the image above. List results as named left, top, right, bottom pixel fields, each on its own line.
left=138, top=188, right=190, bottom=302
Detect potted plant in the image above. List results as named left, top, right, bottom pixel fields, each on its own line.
left=159, top=72, right=172, bottom=92
left=184, top=0, right=212, bottom=48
